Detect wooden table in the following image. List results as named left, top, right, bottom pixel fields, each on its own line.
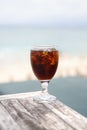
left=0, top=91, right=87, bottom=130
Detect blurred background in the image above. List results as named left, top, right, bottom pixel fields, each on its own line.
left=0, top=0, right=87, bottom=117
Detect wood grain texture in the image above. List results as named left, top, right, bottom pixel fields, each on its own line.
left=0, top=103, right=21, bottom=130
left=0, top=92, right=87, bottom=130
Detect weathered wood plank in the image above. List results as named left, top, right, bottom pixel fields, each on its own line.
left=0, top=92, right=40, bottom=101
left=44, top=100, right=87, bottom=130
left=0, top=103, right=21, bottom=130
left=1, top=99, right=43, bottom=130
left=18, top=98, right=87, bottom=130
left=1, top=98, right=73, bottom=130
left=0, top=92, right=87, bottom=130
left=18, top=98, right=74, bottom=130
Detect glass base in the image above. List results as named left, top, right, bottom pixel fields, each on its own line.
left=33, top=92, right=56, bottom=103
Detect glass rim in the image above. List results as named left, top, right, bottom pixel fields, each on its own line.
left=30, top=45, right=59, bottom=50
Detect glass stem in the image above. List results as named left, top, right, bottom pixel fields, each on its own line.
left=41, top=81, right=49, bottom=93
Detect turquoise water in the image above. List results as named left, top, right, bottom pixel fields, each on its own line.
left=0, top=77, right=87, bottom=117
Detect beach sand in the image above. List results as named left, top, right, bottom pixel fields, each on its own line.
left=0, top=53, right=87, bottom=83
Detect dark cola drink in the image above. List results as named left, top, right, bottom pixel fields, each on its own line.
left=30, top=48, right=59, bottom=81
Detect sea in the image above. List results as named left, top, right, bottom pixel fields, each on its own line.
left=0, top=26, right=87, bottom=117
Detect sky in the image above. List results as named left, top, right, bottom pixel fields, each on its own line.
left=0, top=0, right=87, bottom=27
